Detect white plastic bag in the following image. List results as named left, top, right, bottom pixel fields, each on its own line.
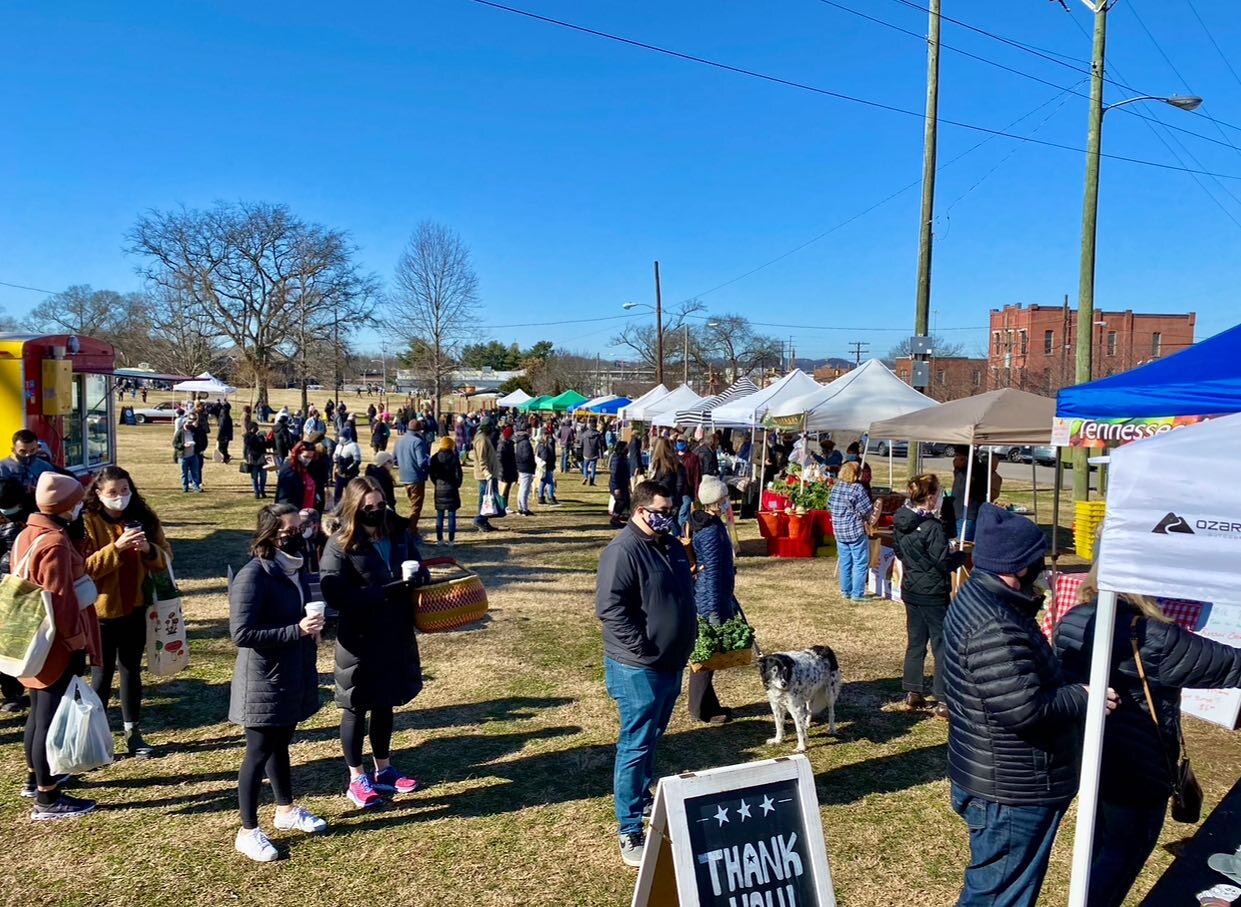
left=46, top=676, right=114, bottom=775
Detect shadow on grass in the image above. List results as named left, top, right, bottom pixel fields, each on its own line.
left=169, top=529, right=254, bottom=579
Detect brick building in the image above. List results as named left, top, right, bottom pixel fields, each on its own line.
left=894, top=357, right=988, bottom=401
left=987, top=303, right=1195, bottom=394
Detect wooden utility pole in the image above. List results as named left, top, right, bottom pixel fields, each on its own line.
left=653, top=261, right=664, bottom=387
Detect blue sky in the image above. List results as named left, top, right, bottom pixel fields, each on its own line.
left=2, top=0, right=1239, bottom=363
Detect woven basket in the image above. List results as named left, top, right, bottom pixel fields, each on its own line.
left=690, top=646, right=756, bottom=673
left=412, top=557, right=489, bottom=633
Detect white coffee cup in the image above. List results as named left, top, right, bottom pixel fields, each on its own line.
left=401, top=560, right=421, bottom=582
left=305, top=601, right=326, bottom=621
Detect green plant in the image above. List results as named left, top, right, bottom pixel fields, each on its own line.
left=690, top=615, right=756, bottom=663
left=788, top=480, right=830, bottom=512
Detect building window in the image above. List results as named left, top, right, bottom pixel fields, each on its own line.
left=1019, top=330, right=1028, bottom=355
left=972, top=369, right=981, bottom=387
left=1107, top=331, right=1117, bottom=356
left=993, top=332, right=1001, bottom=355
left=936, top=369, right=945, bottom=386
left=1152, top=332, right=1162, bottom=357
left=1044, top=330, right=1054, bottom=354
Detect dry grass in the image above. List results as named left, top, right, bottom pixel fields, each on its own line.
left=0, top=388, right=1235, bottom=906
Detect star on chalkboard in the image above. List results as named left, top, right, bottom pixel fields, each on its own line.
left=736, top=799, right=752, bottom=821
left=759, top=795, right=775, bottom=816
left=713, top=805, right=730, bottom=827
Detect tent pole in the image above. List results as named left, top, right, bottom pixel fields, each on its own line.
left=889, top=447, right=894, bottom=487
left=958, top=444, right=975, bottom=547
left=1067, top=587, right=1118, bottom=907
left=1030, top=455, right=1039, bottom=526
left=1051, top=449, right=1063, bottom=564
left=987, top=448, right=994, bottom=504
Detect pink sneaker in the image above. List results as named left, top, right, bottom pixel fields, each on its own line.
left=372, top=766, right=420, bottom=795
left=346, top=773, right=381, bottom=808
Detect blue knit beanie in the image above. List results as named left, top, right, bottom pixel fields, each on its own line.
left=971, top=503, right=1047, bottom=575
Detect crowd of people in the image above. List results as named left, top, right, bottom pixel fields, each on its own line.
left=1, top=392, right=1238, bottom=903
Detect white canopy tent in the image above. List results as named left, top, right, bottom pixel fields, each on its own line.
left=173, top=372, right=237, bottom=395
left=710, top=369, right=822, bottom=428
left=771, top=359, right=937, bottom=433
left=1068, top=411, right=1241, bottom=906
left=618, top=384, right=671, bottom=421
left=496, top=388, right=532, bottom=407
left=649, top=386, right=709, bottom=427
left=673, top=377, right=759, bottom=426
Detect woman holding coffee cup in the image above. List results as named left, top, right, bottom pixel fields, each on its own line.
left=83, top=466, right=171, bottom=757
left=319, top=477, right=427, bottom=809
left=228, top=504, right=326, bottom=862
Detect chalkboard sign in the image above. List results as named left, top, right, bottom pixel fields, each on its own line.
left=632, top=755, right=835, bottom=907
left=122, top=407, right=136, bottom=426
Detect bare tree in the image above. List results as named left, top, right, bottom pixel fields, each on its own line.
left=388, top=222, right=480, bottom=419
left=128, top=201, right=377, bottom=408
left=610, top=298, right=705, bottom=380
left=687, top=314, right=782, bottom=384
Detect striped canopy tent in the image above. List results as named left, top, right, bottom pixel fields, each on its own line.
left=546, top=390, right=589, bottom=412
left=673, top=377, right=759, bottom=426
left=568, top=394, right=618, bottom=413
left=649, top=385, right=709, bottom=427
left=516, top=394, right=553, bottom=412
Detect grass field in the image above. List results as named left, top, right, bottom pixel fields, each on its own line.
left=0, top=388, right=1236, bottom=907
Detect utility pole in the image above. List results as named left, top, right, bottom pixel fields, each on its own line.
left=682, top=323, right=691, bottom=386
left=653, top=260, right=665, bottom=387
left=849, top=341, right=869, bottom=366
left=1073, top=0, right=1108, bottom=501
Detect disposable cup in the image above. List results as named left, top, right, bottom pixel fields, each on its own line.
left=401, top=561, right=421, bottom=582
left=305, top=602, right=326, bottom=621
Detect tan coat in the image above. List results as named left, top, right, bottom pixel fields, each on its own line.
left=82, top=510, right=170, bottom=620
left=473, top=433, right=499, bottom=482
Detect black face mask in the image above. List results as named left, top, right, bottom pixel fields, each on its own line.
left=276, top=535, right=304, bottom=556
left=358, top=508, right=385, bottom=528
left=1018, top=558, right=1046, bottom=597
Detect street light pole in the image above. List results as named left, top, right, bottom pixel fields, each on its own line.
left=683, top=322, right=690, bottom=386
left=653, top=261, right=664, bottom=387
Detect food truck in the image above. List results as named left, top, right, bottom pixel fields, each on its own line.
left=0, top=333, right=116, bottom=476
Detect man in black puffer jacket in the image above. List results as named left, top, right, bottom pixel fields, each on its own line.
left=943, top=504, right=1116, bottom=907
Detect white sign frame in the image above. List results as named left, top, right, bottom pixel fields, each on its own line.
left=632, top=754, right=836, bottom=907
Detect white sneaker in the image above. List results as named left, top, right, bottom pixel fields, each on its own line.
left=235, top=827, right=279, bottom=862
left=274, top=806, right=327, bottom=834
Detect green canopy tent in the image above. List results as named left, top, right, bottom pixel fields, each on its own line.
left=546, top=390, right=589, bottom=413
left=516, top=395, right=553, bottom=412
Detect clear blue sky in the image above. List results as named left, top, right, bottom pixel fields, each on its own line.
left=2, top=0, right=1240, bottom=364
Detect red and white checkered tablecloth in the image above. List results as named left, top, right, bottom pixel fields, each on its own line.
left=1042, top=572, right=1205, bottom=639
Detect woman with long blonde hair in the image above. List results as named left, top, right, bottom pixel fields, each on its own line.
left=319, top=477, right=427, bottom=810
left=648, top=438, right=687, bottom=532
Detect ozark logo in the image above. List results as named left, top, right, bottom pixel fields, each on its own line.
left=1151, top=512, right=1195, bottom=535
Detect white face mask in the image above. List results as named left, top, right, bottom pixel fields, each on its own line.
left=68, top=502, right=84, bottom=521
left=101, top=494, right=131, bottom=513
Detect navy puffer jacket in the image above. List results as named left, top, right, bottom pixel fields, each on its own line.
left=690, top=512, right=736, bottom=625
left=943, top=571, right=1087, bottom=806
left=1055, top=599, right=1241, bottom=806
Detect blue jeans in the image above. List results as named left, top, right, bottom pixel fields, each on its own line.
left=956, top=518, right=976, bottom=543
left=249, top=466, right=267, bottom=497
left=539, top=469, right=555, bottom=502
left=677, top=496, right=692, bottom=536
left=604, top=657, right=682, bottom=835
left=951, top=784, right=1066, bottom=907
left=837, top=537, right=870, bottom=599
left=436, top=509, right=457, bottom=542
left=560, top=448, right=570, bottom=474
left=1088, top=798, right=1167, bottom=907
left=192, top=453, right=204, bottom=487
left=582, top=458, right=598, bottom=484
left=180, top=457, right=194, bottom=490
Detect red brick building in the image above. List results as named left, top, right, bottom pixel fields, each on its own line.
left=894, top=357, right=988, bottom=401
left=987, top=303, right=1195, bottom=394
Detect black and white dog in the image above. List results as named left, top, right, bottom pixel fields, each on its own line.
left=758, top=646, right=843, bottom=752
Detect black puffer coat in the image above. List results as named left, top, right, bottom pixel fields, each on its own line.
left=1055, top=600, right=1241, bottom=806
left=514, top=431, right=536, bottom=474
left=892, top=505, right=965, bottom=606
left=428, top=449, right=463, bottom=511
left=319, top=517, right=426, bottom=711
left=228, top=557, right=321, bottom=728
left=499, top=437, right=518, bottom=484
left=0, top=519, right=23, bottom=574
left=943, top=570, right=1087, bottom=806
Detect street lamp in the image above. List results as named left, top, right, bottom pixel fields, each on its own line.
left=1072, top=60, right=1203, bottom=498
left=624, top=297, right=665, bottom=386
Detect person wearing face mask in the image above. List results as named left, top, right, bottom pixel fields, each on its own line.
left=242, top=421, right=272, bottom=500
left=595, top=480, right=697, bottom=867
left=275, top=441, right=322, bottom=512
left=15, top=472, right=102, bottom=818
left=319, top=477, right=425, bottom=810
left=674, top=439, right=700, bottom=535
left=229, top=504, right=326, bottom=861
left=0, top=429, right=54, bottom=498
left=943, top=503, right=1118, bottom=907
left=687, top=477, right=737, bottom=724
left=82, top=466, right=170, bottom=758
left=892, top=474, right=964, bottom=718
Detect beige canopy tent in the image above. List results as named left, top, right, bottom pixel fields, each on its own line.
left=868, top=388, right=1058, bottom=547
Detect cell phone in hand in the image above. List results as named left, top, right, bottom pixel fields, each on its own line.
left=125, top=521, right=144, bottom=531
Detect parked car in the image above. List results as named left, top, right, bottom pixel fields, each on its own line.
left=1015, top=445, right=1059, bottom=466
left=127, top=402, right=179, bottom=424
left=984, top=444, right=1026, bottom=462
left=864, top=439, right=950, bottom=459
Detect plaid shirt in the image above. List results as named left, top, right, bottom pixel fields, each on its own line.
left=829, top=481, right=873, bottom=544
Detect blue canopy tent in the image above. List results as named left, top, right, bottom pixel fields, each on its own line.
left=590, top=397, right=630, bottom=414
left=1056, top=322, right=1241, bottom=418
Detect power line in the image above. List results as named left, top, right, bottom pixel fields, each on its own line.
left=0, top=279, right=56, bottom=295
left=848, top=341, right=870, bottom=364
left=466, top=0, right=1241, bottom=182
left=1183, top=0, right=1241, bottom=91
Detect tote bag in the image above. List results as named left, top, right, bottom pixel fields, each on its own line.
left=0, top=536, right=56, bottom=677
left=145, top=558, right=189, bottom=677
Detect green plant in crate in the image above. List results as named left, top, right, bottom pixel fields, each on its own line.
left=690, top=615, right=756, bottom=663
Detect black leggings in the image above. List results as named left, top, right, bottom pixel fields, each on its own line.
left=238, top=725, right=294, bottom=829
left=340, top=705, right=394, bottom=768
left=24, top=654, right=86, bottom=787
left=91, top=609, right=146, bottom=725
